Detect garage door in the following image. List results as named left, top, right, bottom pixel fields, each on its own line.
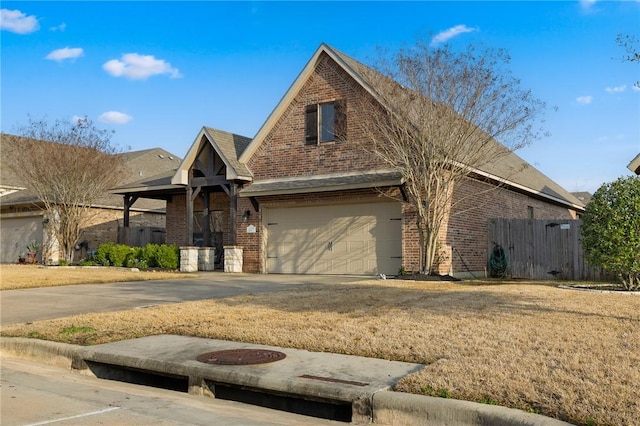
left=265, top=202, right=402, bottom=275
left=0, top=215, right=43, bottom=263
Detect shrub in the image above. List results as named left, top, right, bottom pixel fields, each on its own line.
left=156, top=244, right=179, bottom=269
left=140, top=244, right=160, bottom=267
left=124, top=247, right=143, bottom=268
left=93, top=243, right=135, bottom=267
left=581, top=176, right=640, bottom=290
left=93, top=243, right=180, bottom=269
left=109, top=244, right=133, bottom=267
left=93, top=242, right=114, bottom=266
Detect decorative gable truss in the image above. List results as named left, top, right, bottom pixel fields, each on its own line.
left=169, top=127, right=252, bottom=247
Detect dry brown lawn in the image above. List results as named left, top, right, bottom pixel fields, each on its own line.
left=1, top=277, right=638, bottom=426
left=0, top=264, right=191, bottom=290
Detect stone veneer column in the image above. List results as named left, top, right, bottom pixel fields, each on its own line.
left=198, top=247, right=216, bottom=271
left=223, top=246, right=243, bottom=273
left=180, top=247, right=198, bottom=272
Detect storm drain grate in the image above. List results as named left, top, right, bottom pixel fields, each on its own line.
left=196, top=349, right=286, bottom=365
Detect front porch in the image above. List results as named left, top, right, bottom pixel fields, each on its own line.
left=112, top=127, right=254, bottom=272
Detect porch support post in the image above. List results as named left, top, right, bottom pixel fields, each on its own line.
left=186, top=186, right=193, bottom=246
left=122, top=195, right=138, bottom=245
left=229, top=183, right=238, bottom=245
left=203, top=189, right=211, bottom=247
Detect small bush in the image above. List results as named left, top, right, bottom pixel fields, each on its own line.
left=156, top=245, right=179, bottom=269
left=124, top=247, right=143, bottom=268
left=140, top=244, right=160, bottom=267
left=110, top=244, right=133, bottom=267
left=93, top=242, right=113, bottom=266
left=93, top=243, right=179, bottom=269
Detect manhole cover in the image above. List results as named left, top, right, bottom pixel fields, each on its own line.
left=196, top=349, right=286, bottom=365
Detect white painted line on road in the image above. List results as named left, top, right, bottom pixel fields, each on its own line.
left=25, top=406, right=122, bottom=425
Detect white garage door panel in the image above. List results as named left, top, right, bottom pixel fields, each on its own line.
left=0, top=216, right=43, bottom=264
left=266, top=203, right=402, bottom=275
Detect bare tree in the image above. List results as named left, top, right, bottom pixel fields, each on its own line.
left=616, top=34, right=639, bottom=88
left=5, top=116, right=124, bottom=263
left=351, top=42, right=547, bottom=273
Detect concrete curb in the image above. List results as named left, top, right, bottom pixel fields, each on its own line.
left=1, top=337, right=84, bottom=370
left=1, top=337, right=573, bottom=426
left=372, top=391, right=572, bottom=426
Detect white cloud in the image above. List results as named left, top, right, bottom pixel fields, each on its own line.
left=580, top=0, right=597, bottom=11
left=102, top=53, right=182, bottom=80
left=431, top=24, right=477, bottom=46
left=98, top=111, right=133, bottom=124
left=45, top=47, right=84, bottom=62
left=50, top=22, right=66, bottom=32
left=0, top=8, right=39, bottom=34
left=71, top=116, right=86, bottom=125
left=576, top=95, right=593, bottom=105
left=605, top=85, right=626, bottom=94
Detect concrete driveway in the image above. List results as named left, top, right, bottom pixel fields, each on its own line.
left=0, top=273, right=364, bottom=325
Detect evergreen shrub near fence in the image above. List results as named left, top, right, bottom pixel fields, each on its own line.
left=92, top=243, right=179, bottom=270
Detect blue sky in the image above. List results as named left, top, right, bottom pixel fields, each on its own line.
left=1, top=1, right=639, bottom=194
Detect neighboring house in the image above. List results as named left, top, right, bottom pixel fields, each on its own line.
left=113, top=44, right=585, bottom=276
left=628, top=153, right=640, bottom=175
left=571, top=191, right=592, bottom=206
left=0, top=134, right=181, bottom=264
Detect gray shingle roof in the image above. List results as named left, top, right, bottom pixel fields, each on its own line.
left=324, top=44, right=585, bottom=210
left=0, top=133, right=181, bottom=211
left=203, top=127, right=252, bottom=179
left=240, top=170, right=403, bottom=197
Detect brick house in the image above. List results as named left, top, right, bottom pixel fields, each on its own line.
left=114, top=44, right=584, bottom=276
left=0, top=134, right=181, bottom=264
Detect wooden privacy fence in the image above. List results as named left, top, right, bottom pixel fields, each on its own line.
left=488, top=218, right=605, bottom=281
left=118, top=226, right=166, bottom=247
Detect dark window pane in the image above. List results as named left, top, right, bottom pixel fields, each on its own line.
left=320, top=103, right=335, bottom=142
left=305, top=104, right=318, bottom=145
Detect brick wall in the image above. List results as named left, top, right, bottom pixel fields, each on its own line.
left=248, top=52, right=386, bottom=179
left=166, top=194, right=187, bottom=245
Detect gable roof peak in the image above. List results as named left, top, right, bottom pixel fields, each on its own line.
left=171, top=126, right=252, bottom=185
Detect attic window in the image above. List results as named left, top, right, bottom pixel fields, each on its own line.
left=305, top=100, right=346, bottom=145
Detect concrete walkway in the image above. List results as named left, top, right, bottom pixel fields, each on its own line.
left=2, top=335, right=573, bottom=426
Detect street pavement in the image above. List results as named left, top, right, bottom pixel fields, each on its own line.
left=0, top=272, right=363, bottom=325
left=1, top=356, right=341, bottom=426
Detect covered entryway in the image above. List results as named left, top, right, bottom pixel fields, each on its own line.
left=265, top=202, right=401, bottom=275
